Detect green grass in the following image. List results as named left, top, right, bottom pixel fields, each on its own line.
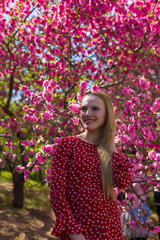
left=0, top=170, right=51, bottom=210
left=0, top=169, right=12, bottom=181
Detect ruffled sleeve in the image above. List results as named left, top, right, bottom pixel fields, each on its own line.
left=50, top=137, right=84, bottom=237
left=111, top=152, right=132, bottom=189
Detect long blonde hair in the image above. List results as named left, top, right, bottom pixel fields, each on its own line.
left=86, top=91, right=116, bottom=200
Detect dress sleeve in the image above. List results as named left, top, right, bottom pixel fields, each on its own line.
left=50, top=137, right=84, bottom=237
left=111, top=152, right=132, bottom=189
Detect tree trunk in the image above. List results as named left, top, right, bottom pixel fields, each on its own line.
left=12, top=172, right=24, bottom=208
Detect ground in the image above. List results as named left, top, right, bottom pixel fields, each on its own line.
left=0, top=181, right=59, bottom=240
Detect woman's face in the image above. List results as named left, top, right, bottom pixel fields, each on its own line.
left=80, top=94, right=107, bottom=132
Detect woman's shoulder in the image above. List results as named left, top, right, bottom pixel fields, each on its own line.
left=58, top=136, right=76, bottom=145
left=111, top=151, right=124, bottom=158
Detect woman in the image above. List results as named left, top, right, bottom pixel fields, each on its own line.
left=50, top=91, right=132, bottom=240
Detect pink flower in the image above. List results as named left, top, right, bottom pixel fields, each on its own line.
left=122, top=87, right=132, bottom=96
left=108, top=59, right=113, bottom=66
left=16, top=165, right=25, bottom=173
left=138, top=110, right=144, bottom=118
left=36, top=154, right=46, bottom=164
left=24, top=156, right=29, bottom=162
left=129, top=221, right=137, bottom=228
left=68, top=103, right=80, bottom=114
left=151, top=181, right=157, bottom=186
left=139, top=77, right=150, bottom=90
left=27, top=162, right=32, bottom=167
left=79, top=81, right=88, bottom=93
left=54, top=137, right=61, bottom=144
left=45, top=168, right=51, bottom=174
left=21, top=85, right=28, bottom=91
left=136, top=152, right=144, bottom=160
left=91, top=85, right=99, bottom=92
left=24, top=89, right=31, bottom=97
left=33, top=165, right=39, bottom=171
left=24, top=169, right=30, bottom=181
left=152, top=226, right=160, bottom=233
left=43, top=145, right=55, bottom=154
left=71, top=117, right=79, bottom=126
left=28, top=150, right=34, bottom=155
left=45, top=175, right=51, bottom=181
left=42, top=111, right=53, bottom=119
left=151, top=98, right=160, bottom=113
left=148, top=150, right=157, bottom=160
left=156, top=154, right=160, bottom=161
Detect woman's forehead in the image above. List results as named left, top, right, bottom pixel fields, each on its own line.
left=82, top=95, right=104, bottom=106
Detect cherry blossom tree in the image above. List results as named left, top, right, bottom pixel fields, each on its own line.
left=0, top=1, right=160, bottom=235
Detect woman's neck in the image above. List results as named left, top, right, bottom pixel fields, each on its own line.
left=78, top=131, right=101, bottom=145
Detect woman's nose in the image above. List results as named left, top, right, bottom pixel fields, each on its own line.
left=85, top=109, right=92, bottom=116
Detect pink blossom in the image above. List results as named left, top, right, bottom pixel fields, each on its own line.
left=156, top=154, right=160, bottom=161
left=21, top=85, right=28, bottom=91
left=151, top=98, right=160, bottom=113
left=108, top=59, right=113, bottom=66
left=36, top=154, right=46, bottom=164
left=151, top=181, right=157, bottom=186
left=91, top=85, right=99, bottom=92
left=45, top=168, right=51, bottom=174
left=21, top=140, right=31, bottom=146
left=45, top=175, right=51, bottom=181
left=54, top=137, right=61, bottom=144
left=71, top=117, right=79, bottom=126
left=136, top=152, right=144, bottom=160
left=28, top=150, right=34, bottom=155
left=16, top=165, right=25, bottom=173
left=47, top=85, right=53, bottom=93
left=122, top=87, right=132, bottom=96
left=44, top=93, right=53, bottom=102
left=138, top=110, right=144, bottom=117
left=129, top=221, right=137, bottom=228
left=0, top=121, right=7, bottom=128
left=24, top=89, right=31, bottom=97
left=79, top=81, right=88, bottom=93
left=33, top=165, right=39, bottom=171
left=77, top=94, right=81, bottom=100
left=139, top=77, right=150, bottom=90
left=142, top=127, right=152, bottom=140
left=148, top=150, right=157, bottom=160
left=68, top=103, right=80, bottom=114
left=24, top=169, right=30, bottom=181
left=155, top=84, right=160, bottom=90
left=42, top=111, right=53, bottom=119
left=24, top=156, right=29, bottom=162
left=43, top=144, right=55, bottom=154
left=27, top=162, right=32, bottom=167
left=152, top=226, right=160, bottom=233
left=43, top=80, right=49, bottom=87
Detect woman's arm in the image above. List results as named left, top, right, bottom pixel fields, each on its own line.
left=112, top=152, right=132, bottom=189
left=68, top=233, right=86, bottom=240
left=50, top=137, right=84, bottom=237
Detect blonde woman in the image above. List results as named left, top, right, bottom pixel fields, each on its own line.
left=50, top=91, right=132, bottom=240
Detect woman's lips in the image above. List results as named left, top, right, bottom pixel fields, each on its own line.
left=85, top=119, right=95, bottom=124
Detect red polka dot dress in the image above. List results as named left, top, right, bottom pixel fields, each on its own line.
left=50, top=136, right=132, bottom=240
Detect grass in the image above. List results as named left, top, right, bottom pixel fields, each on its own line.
left=0, top=170, right=51, bottom=210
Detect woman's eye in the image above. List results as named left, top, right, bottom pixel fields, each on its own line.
left=93, top=107, right=99, bottom=110
left=81, top=107, right=87, bottom=111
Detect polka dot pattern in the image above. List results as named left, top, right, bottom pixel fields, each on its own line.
left=50, top=136, right=132, bottom=240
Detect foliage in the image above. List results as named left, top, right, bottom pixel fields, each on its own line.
left=0, top=0, right=159, bottom=232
